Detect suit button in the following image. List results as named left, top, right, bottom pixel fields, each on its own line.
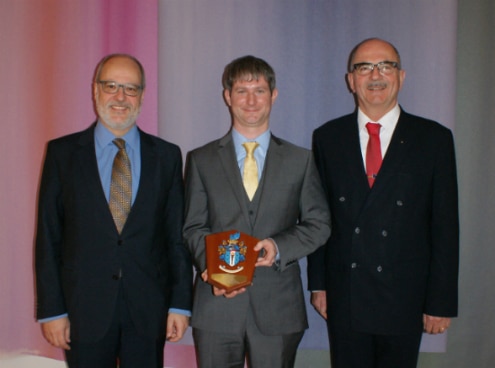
left=339, top=196, right=346, bottom=202
left=112, top=274, right=120, bottom=280
left=351, top=262, right=357, bottom=269
left=377, top=265, right=383, bottom=272
left=396, top=200, right=403, bottom=206
left=118, top=240, right=123, bottom=246
left=381, top=230, right=388, bottom=237
left=354, top=227, right=360, bottom=234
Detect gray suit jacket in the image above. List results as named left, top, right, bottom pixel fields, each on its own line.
left=183, top=132, right=330, bottom=335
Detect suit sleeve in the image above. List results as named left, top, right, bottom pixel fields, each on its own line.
left=165, top=148, right=193, bottom=311
left=306, top=131, right=329, bottom=291
left=183, top=151, right=211, bottom=272
left=425, top=129, right=459, bottom=317
left=35, top=142, right=67, bottom=320
left=271, top=150, right=331, bottom=272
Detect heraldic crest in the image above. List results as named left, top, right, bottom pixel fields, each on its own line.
left=205, top=230, right=259, bottom=292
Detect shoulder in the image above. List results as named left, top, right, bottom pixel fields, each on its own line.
left=271, top=135, right=310, bottom=156
left=139, top=129, right=182, bottom=158
left=400, top=110, right=453, bottom=136
left=398, top=110, right=454, bottom=151
left=46, top=125, right=95, bottom=153
left=188, top=134, right=229, bottom=159
left=313, top=113, right=356, bottom=138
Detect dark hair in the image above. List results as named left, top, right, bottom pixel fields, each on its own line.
left=347, top=38, right=402, bottom=72
left=94, top=53, right=146, bottom=88
left=222, top=55, right=276, bottom=92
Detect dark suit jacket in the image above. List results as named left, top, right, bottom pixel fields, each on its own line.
left=308, top=109, right=459, bottom=335
left=35, top=124, right=192, bottom=342
left=183, top=132, right=330, bottom=336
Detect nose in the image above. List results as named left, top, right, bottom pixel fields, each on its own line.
left=370, top=67, right=381, bottom=79
left=114, top=86, right=126, bottom=100
left=246, top=92, right=255, bottom=105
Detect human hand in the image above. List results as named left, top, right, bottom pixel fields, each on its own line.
left=423, top=314, right=451, bottom=334
left=311, top=291, right=327, bottom=320
left=41, top=316, right=71, bottom=350
left=254, top=238, right=277, bottom=267
left=202, top=269, right=247, bottom=298
left=166, top=313, right=189, bottom=342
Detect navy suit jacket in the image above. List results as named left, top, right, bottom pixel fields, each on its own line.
left=35, top=124, right=192, bottom=342
left=308, top=109, right=459, bottom=334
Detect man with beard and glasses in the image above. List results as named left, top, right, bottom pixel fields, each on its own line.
left=307, top=38, right=459, bottom=367
left=35, top=54, right=192, bottom=368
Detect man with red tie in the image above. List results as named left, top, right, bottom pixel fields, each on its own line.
left=308, top=38, right=459, bottom=367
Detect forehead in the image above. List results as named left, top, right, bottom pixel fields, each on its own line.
left=353, top=40, right=398, bottom=63
left=232, top=75, right=269, bottom=89
left=100, top=57, right=142, bottom=83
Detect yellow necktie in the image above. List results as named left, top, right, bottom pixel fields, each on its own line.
left=242, top=142, right=259, bottom=201
left=109, top=138, right=132, bottom=233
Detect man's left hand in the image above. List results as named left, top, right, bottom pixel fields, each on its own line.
left=254, top=238, right=277, bottom=267
left=423, top=314, right=451, bottom=334
left=166, top=313, right=189, bottom=342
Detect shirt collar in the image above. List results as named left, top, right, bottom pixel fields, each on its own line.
left=232, top=128, right=271, bottom=158
left=357, top=104, right=401, bottom=132
left=95, top=121, right=140, bottom=151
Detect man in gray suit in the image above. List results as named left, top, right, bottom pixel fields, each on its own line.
left=183, top=55, right=330, bottom=368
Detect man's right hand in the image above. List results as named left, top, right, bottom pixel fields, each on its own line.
left=201, top=269, right=247, bottom=298
left=41, top=316, right=71, bottom=350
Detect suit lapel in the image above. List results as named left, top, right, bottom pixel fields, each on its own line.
left=360, top=110, right=417, bottom=210
left=251, top=134, right=286, bottom=228
left=379, top=110, right=415, bottom=177
left=216, top=133, right=252, bottom=221
left=344, top=114, right=370, bottom=191
left=125, top=130, right=156, bottom=229
left=75, top=125, right=113, bottom=217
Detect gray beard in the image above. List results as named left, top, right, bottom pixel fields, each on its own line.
left=96, top=104, right=140, bottom=132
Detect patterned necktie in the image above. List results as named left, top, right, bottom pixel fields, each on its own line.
left=365, top=122, right=382, bottom=187
left=109, top=138, right=132, bottom=233
left=242, top=142, right=259, bottom=200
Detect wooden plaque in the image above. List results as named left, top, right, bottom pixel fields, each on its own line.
left=205, top=230, right=259, bottom=292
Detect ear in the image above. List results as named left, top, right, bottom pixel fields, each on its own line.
left=271, top=88, right=278, bottom=104
left=346, top=72, right=356, bottom=93
left=398, top=69, right=406, bottom=91
left=223, top=89, right=231, bottom=106
left=93, top=82, right=99, bottom=99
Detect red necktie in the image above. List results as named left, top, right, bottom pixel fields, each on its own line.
left=365, top=122, right=382, bottom=187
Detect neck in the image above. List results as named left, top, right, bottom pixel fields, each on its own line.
left=233, top=125, right=269, bottom=140
left=359, top=102, right=398, bottom=122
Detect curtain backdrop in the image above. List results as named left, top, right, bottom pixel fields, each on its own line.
left=0, top=0, right=493, bottom=367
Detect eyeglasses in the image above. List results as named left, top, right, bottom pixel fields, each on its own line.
left=98, top=80, right=143, bottom=97
left=352, top=61, right=399, bottom=76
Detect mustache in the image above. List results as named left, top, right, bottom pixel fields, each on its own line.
left=367, top=81, right=387, bottom=89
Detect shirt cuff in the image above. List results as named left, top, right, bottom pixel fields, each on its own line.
left=38, top=313, right=68, bottom=323
left=169, top=308, right=191, bottom=317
